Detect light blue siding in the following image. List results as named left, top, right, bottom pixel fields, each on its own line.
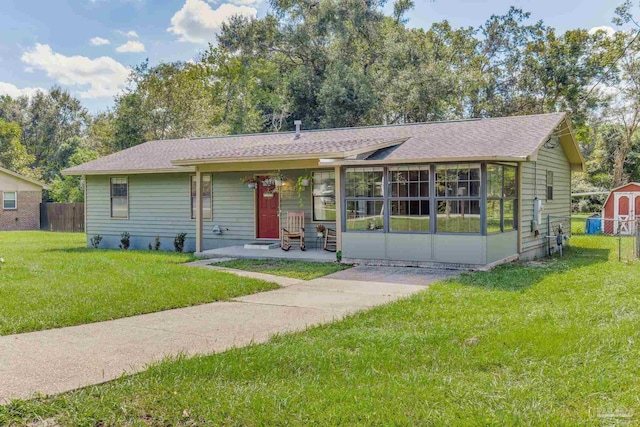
left=86, top=174, right=197, bottom=251
left=85, top=169, right=336, bottom=251
left=520, top=137, right=572, bottom=260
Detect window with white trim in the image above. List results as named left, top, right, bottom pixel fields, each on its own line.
left=435, top=164, right=481, bottom=233
left=191, top=174, right=212, bottom=220
left=546, top=170, right=554, bottom=201
left=388, top=165, right=430, bottom=232
left=3, top=191, right=17, bottom=210
left=312, top=171, right=335, bottom=221
left=110, top=177, right=128, bottom=218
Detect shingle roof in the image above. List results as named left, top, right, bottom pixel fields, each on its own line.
left=63, top=112, right=575, bottom=175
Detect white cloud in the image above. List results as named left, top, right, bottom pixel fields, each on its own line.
left=20, top=44, right=130, bottom=99
left=223, top=0, right=262, bottom=5
left=122, top=30, right=139, bottom=38
left=90, top=37, right=111, bottom=46
left=115, top=40, right=146, bottom=53
left=0, top=82, right=46, bottom=98
left=168, top=0, right=257, bottom=44
left=588, top=26, right=616, bottom=37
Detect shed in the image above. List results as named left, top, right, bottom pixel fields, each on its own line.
left=601, top=182, right=640, bottom=235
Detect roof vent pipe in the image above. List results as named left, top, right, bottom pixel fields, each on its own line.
left=294, top=120, right=302, bottom=139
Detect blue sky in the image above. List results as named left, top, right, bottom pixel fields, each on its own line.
left=0, top=0, right=626, bottom=113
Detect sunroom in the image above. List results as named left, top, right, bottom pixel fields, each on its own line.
left=337, top=162, right=519, bottom=266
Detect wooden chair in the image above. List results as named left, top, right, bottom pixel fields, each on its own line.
left=323, top=228, right=337, bottom=252
left=281, top=212, right=305, bottom=251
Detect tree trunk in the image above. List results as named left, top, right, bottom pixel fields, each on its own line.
left=613, top=148, right=627, bottom=188
left=612, top=132, right=633, bottom=188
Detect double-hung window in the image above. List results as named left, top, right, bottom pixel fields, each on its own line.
left=345, top=167, right=384, bottom=231
left=546, top=170, right=554, bottom=201
left=312, top=171, right=336, bottom=221
left=435, top=164, right=481, bottom=233
left=388, top=165, right=430, bottom=232
left=191, top=174, right=212, bottom=220
left=110, top=177, right=128, bottom=218
left=3, top=191, right=17, bottom=210
left=486, top=164, right=517, bottom=233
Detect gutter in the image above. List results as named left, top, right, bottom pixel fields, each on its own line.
left=61, top=167, right=195, bottom=177
left=328, top=155, right=530, bottom=167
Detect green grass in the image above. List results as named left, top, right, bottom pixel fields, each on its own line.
left=215, top=259, right=350, bottom=280
left=0, top=231, right=278, bottom=336
left=348, top=215, right=482, bottom=233
left=389, top=216, right=430, bottom=232
left=4, top=232, right=640, bottom=425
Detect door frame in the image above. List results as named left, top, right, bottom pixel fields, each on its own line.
left=614, top=192, right=636, bottom=235
left=254, top=174, right=281, bottom=240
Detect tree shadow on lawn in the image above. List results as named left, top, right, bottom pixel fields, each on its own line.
left=454, top=245, right=611, bottom=292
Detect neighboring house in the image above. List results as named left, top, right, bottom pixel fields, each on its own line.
left=0, top=167, right=47, bottom=231
left=601, top=183, right=640, bottom=235
left=63, top=112, right=584, bottom=267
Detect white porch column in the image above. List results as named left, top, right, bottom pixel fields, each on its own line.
left=334, top=165, right=342, bottom=252
left=195, top=168, right=203, bottom=253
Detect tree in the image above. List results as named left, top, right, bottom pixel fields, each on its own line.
left=111, top=60, right=221, bottom=151
left=0, top=88, right=89, bottom=181
left=48, top=147, right=98, bottom=202
left=0, top=119, right=34, bottom=176
left=318, top=62, right=377, bottom=127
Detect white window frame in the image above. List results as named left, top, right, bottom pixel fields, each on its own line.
left=191, top=174, right=212, bottom=220
left=110, top=177, right=129, bottom=219
left=311, top=171, right=336, bottom=222
left=3, top=191, right=17, bottom=210
left=546, top=170, right=554, bottom=201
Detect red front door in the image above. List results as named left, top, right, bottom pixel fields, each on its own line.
left=257, top=177, right=280, bottom=238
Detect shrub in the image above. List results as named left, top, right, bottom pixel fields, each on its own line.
left=119, top=232, right=131, bottom=250
left=148, top=236, right=161, bottom=251
left=90, top=234, right=102, bottom=249
left=336, top=250, right=342, bottom=262
left=174, top=233, right=187, bottom=253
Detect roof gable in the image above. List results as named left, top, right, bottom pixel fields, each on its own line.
left=602, top=182, right=640, bottom=210
left=0, top=166, right=47, bottom=188
left=527, top=114, right=585, bottom=172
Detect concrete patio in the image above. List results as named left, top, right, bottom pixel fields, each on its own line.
left=195, top=245, right=337, bottom=262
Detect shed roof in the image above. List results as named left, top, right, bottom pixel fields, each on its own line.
left=602, top=182, right=640, bottom=210
left=63, top=112, right=584, bottom=175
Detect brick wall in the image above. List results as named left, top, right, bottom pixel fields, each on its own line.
left=0, top=191, right=42, bottom=231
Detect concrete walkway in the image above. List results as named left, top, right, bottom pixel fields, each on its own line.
left=0, top=266, right=455, bottom=403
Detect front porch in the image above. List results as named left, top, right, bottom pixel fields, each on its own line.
left=195, top=245, right=337, bottom=262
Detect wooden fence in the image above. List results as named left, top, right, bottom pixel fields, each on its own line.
left=40, top=203, right=85, bottom=232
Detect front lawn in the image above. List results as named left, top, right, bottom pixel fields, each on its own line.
left=4, top=233, right=640, bottom=425
left=215, top=259, right=350, bottom=280
left=0, top=232, right=278, bottom=335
